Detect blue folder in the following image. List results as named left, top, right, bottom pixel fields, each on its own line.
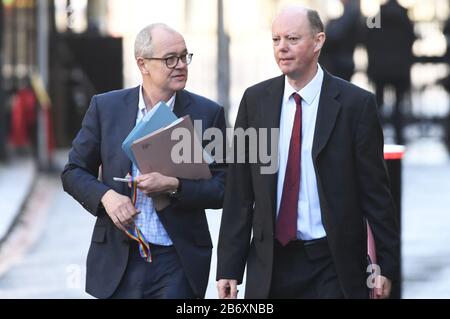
left=121, top=101, right=178, bottom=167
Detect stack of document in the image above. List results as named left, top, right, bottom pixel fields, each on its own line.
left=122, top=101, right=178, bottom=167
left=121, top=101, right=212, bottom=210
left=131, top=115, right=212, bottom=179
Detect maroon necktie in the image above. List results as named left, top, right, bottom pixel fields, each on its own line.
left=275, top=93, right=302, bottom=246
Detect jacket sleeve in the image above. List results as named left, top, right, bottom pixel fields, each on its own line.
left=354, top=93, right=400, bottom=282
left=61, top=95, right=110, bottom=216
left=216, top=90, right=254, bottom=283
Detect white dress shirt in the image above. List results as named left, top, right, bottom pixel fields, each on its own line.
left=276, top=65, right=326, bottom=240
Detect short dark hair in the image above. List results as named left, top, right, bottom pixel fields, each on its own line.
left=307, top=9, right=324, bottom=34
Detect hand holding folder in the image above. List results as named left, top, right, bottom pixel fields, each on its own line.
left=121, top=102, right=212, bottom=210
left=131, top=115, right=211, bottom=210
left=131, top=115, right=211, bottom=179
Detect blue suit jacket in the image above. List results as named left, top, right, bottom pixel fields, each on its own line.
left=62, top=87, right=226, bottom=298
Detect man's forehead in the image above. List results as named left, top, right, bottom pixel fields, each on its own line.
left=272, top=12, right=310, bottom=34
left=275, top=5, right=308, bottom=20
left=272, top=7, right=308, bottom=28
left=152, top=31, right=186, bottom=55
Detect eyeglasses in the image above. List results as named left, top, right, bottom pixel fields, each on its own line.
left=142, top=53, right=193, bottom=69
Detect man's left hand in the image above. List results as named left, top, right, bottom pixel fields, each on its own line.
left=135, top=172, right=178, bottom=196
left=374, top=275, right=392, bottom=299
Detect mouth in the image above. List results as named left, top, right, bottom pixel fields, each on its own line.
left=171, top=74, right=187, bottom=80
left=279, top=58, right=293, bottom=64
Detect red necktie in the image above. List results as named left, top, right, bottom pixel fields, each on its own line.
left=275, top=93, right=302, bottom=246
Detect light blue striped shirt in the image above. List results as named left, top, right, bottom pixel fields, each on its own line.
left=131, top=86, right=176, bottom=246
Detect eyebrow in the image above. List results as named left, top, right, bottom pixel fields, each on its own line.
left=162, top=49, right=188, bottom=57
left=272, top=33, right=301, bottom=38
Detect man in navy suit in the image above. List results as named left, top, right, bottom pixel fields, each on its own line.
left=217, top=6, right=399, bottom=299
left=62, top=23, right=226, bottom=299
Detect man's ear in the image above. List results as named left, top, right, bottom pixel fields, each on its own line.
left=137, top=58, right=150, bottom=75
left=314, top=32, right=326, bottom=53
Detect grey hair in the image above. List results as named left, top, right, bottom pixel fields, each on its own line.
left=134, top=23, right=177, bottom=59
left=307, top=9, right=324, bottom=35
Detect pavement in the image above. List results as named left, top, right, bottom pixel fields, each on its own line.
left=0, top=173, right=95, bottom=298
left=0, top=139, right=449, bottom=298
left=0, top=157, right=36, bottom=244
left=400, top=139, right=450, bottom=298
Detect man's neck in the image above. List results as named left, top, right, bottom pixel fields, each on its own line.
left=142, top=84, right=174, bottom=111
left=287, top=63, right=318, bottom=92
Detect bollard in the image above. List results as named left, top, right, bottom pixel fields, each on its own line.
left=384, top=144, right=405, bottom=299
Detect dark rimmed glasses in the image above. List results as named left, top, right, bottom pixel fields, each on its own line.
left=142, top=53, right=193, bottom=69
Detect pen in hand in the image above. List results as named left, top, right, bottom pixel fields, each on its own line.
left=113, top=177, right=132, bottom=183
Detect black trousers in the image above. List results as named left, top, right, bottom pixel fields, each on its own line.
left=110, top=242, right=195, bottom=299
left=269, top=238, right=345, bottom=299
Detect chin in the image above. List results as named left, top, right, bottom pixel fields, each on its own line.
left=280, top=68, right=293, bottom=76
left=171, top=82, right=187, bottom=92
left=278, top=66, right=292, bottom=76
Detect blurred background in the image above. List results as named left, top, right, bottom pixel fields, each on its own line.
left=0, top=0, right=449, bottom=299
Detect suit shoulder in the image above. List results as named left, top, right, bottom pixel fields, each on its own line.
left=94, top=87, right=137, bottom=102
left=89, top=87, right=139, bottom=114
left=184, top=90, right=222, bottom=111
left=332, top=75, right=375, bottom=101
left=245, top=76, right=283, bottom=95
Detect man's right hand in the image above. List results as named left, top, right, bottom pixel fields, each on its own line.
left=101, top=189, right=139, bottom=232
left=217, top=279, right=238, bottom=299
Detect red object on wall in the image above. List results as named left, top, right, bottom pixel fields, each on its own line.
left=9, top=88, right=37, bottom=147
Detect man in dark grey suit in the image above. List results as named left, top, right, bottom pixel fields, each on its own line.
left=62, top=23, right=226, bottom=299
left=217, top=6, right=399, bottom=299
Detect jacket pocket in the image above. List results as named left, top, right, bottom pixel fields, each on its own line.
left=91, top=226, right=106, bottom=243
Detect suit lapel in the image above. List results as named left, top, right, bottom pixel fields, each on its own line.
left=312, top=71, right=341, bottom=162
left=173, top=90, right=192, bottom=118
left=258, top=75, right=285, bottom=225
left=117, top=86, right=140, bottom=195
left=259, top=75, right=285, bottom=130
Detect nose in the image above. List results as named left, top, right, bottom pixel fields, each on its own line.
left=273, top=39, right=288, bottom=53
left=276, top=38, right=289, bottom=52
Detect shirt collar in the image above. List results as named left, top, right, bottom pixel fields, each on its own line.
left=139, top=85, right=176, bottom=112
left=283, top=64, right=324, bottom=105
